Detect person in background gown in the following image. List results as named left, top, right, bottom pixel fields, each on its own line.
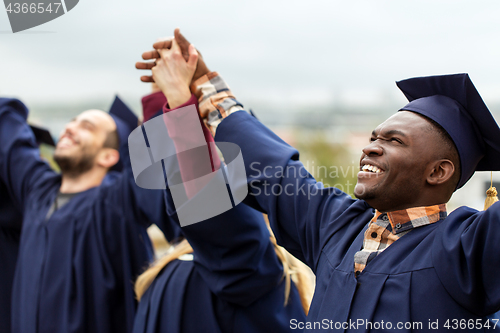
left=0, top=96, right=168, bottom=333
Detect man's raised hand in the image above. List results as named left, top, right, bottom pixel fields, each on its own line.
left=151, top=38, right=198, bottom=109
left=136, top=29, right=210, bottom=84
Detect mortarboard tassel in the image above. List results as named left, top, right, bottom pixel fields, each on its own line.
left=484, top=172, right=499, bottom=210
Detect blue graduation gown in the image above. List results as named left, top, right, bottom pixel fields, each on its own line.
left=0, top=181, right=22, bottom=333
left=216, top=111, right=500, bottom=332
left=0, top=98, right=167, bottom=333
left=143, top=108, right=183, bottom=243
left=132, top=191, right=306, bottom=332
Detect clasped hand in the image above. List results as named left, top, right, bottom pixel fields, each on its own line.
left=136, top=29, right=210, bottom=110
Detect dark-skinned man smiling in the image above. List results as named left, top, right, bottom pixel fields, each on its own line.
left=138, top=29, right=500, bottom=332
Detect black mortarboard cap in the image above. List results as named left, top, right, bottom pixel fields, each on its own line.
left=396, top=73, right=500, bottom=189
left=29, top=124, right=56, bottom=147
left=108, top=96, right=138, bottom=172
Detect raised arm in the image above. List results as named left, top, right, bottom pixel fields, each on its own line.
left=101, top=99, right=180, bottom=241
left=0, top=98, right=56, bottom=213
left=140, top=39, right=291, bottom=306
left=214, top=104, right=366, bottom=269
left=189, top=71, right=370, bottom=269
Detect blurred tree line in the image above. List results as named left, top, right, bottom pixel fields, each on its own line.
left=295, top=130, right=358, bottom=197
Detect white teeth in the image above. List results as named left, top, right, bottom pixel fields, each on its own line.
left=361, top=164, right=383, bottom=173
left=58, top=136, right=76, bottom=148
left=60, top=137, right=73, bottom=145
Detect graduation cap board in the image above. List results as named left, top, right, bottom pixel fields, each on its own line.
left=29, top=124, right=56, bottom=147
left=396, top=73, right=500, bottom=192
left=108, top=96, right=139, bottom=172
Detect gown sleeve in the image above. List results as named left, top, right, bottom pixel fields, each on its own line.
left=102, top=127, right=171, bottom=236
left=160, top=96, right=285, bottom=307
left=138, top=91, right=184, bottom=242
left=432, top=202, right=500, bottom=315
left=161, top=94, right=220, bottom=199
left=178, top=196, right=284, bottom=307
left=141, top=91, right=167, bottom=122
left=215, top=111, right=361, bottom=270
left=0, top=98, right=55, bottom=215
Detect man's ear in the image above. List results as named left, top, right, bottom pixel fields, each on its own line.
left=96, top=148, right=120, bottom=169
left=427, top=159, right=455, bottom=186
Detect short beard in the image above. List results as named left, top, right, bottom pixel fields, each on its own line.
left=54, top=153, right=95, bottom=178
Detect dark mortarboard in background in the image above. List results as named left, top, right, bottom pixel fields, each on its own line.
left=108, top=96, right=139, bottom=172
left=396, top=73, right=500, bottom=189
left=29, top=124, right=56, bottom=147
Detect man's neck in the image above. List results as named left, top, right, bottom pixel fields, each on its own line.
left=60, top=169, right=105, bottom=194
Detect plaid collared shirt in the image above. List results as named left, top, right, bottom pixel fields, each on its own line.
left=353, top=204, right=447, bottom=276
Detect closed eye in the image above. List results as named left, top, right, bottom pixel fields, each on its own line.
left=80, top=120, right=96, bottom=131
left=370, top=136, right=403, bottom=144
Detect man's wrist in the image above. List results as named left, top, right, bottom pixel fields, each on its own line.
left=162, top=87, right=192, bottom=110
left=191, top=72, right=247, bottom=134
left=163, top=94, right=198, bottom=113
left=191, top=71, right=246, bottom=118
left=190, top=72, right=220, bottom=99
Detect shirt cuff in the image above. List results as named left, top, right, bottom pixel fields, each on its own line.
left=190, top=72, right=247, bottom=132
left=163, top=94, right=199, bottom=114
left=161, top=93, right=222, bottom=199
left=142, top=91, right=167, bottom=122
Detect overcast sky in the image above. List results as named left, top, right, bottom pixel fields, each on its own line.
left=1, top=0, right=500, bottom=112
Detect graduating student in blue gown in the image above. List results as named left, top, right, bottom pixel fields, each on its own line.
left=131, top=77, right=310, bottom=332
left=212, top=77, right=500, bottom=332
left=0, top=97, right=168, bottom=333
left=141, top=30, right=500, bottom=332
left=133, top=192, right=309, bottom=333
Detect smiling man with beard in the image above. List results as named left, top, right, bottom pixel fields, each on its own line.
left=142, top=31, right=500, bottom=332
left=0, top=97, right=168, bottom=333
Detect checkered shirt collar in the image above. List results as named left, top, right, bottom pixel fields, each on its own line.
left=372, top=204, right=448, bottom=235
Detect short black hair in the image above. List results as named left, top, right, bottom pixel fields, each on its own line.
left=103, top=128, right=119, bottom=150
left=420, top=114, right=461, bottom=188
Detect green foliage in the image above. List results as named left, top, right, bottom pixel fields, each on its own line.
left=39, top=144, right=60, bottom=173
left=295, top=130, right=357, bottom=196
